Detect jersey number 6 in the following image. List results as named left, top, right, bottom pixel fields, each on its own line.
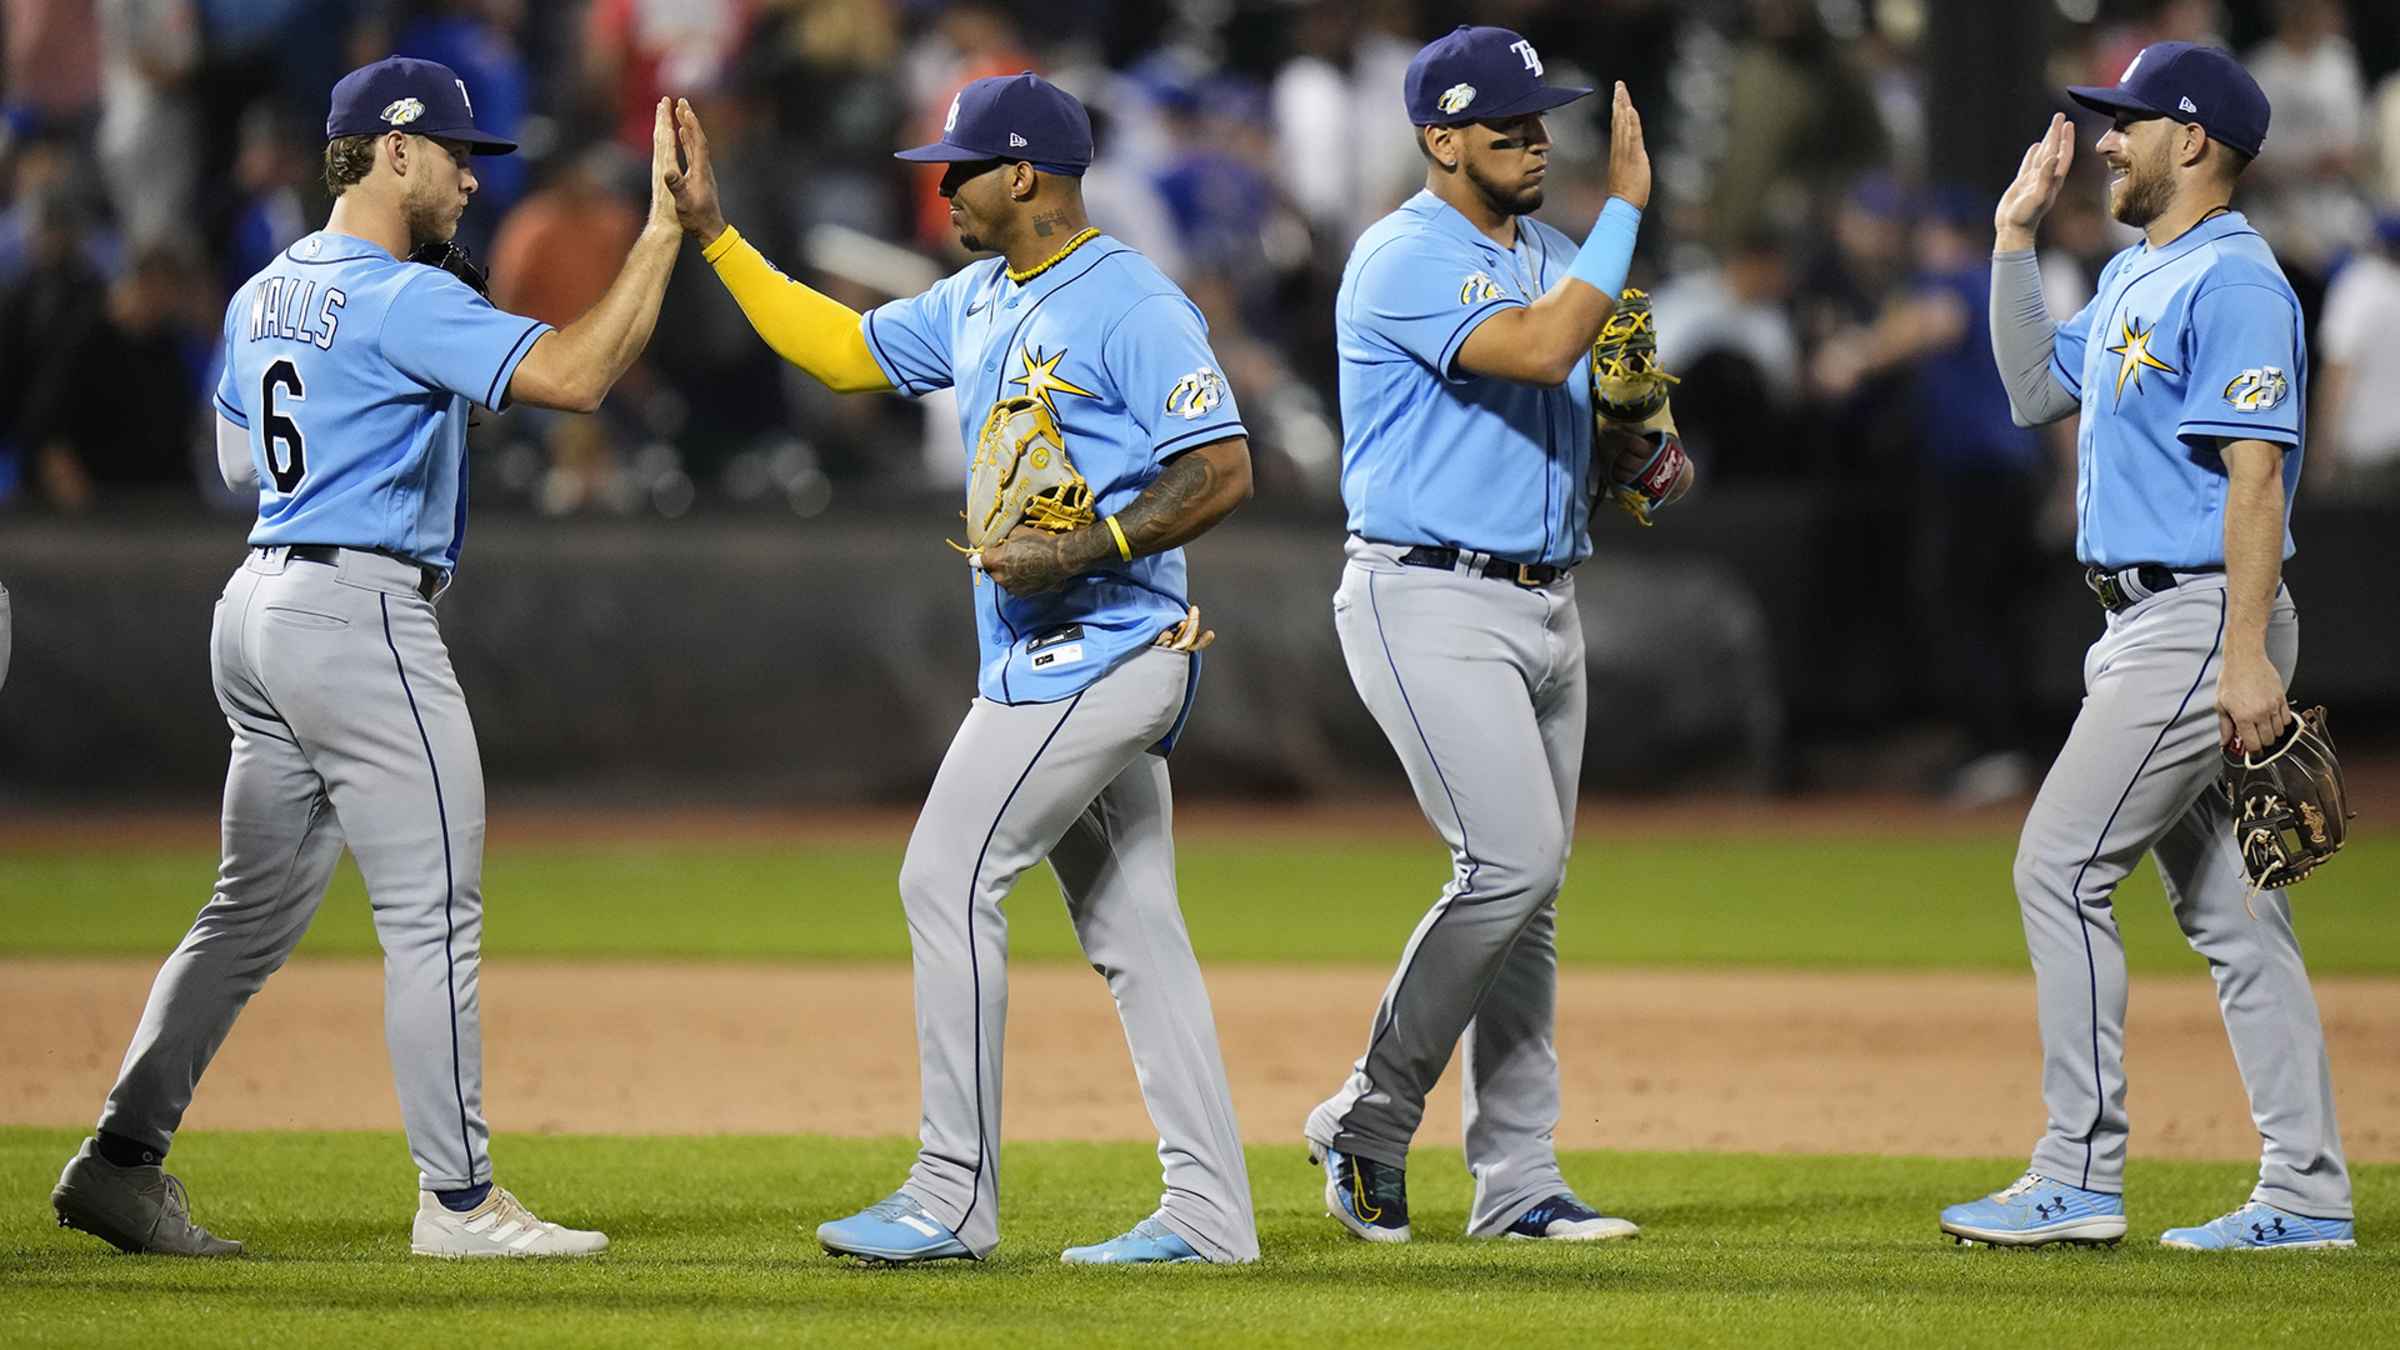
left=261, top=359, right=307, bottom=494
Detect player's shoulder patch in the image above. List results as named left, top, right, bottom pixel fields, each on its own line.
left=1163, top=367, right=1227, bottom=422
left=1458, top=270, right=1504, bottom=305
left=2222, top=366, right=2291, bottom=413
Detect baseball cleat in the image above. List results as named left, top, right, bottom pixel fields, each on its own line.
left=2159, top=1202, right=2355, bottom=1251
left=1939, top=1171, right=2126, bottom=1247
left=410, top=1187, right=608, bottom=1259
left=50, top=1139, right=243, bottom=1257
left=817, top=1191, right=973, bottom=1265
left=1060, top=1213, right=1204, bottom=1265
left=1308, top=1142, right=1410, bottom=1243
left=1501, top=1192, right=1641, bottom=1242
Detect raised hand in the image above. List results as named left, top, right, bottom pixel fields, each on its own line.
left=648, top=97, right=681, bottom=232
left=1996, top=113, right=2075, bottom=249
left=669, top=98, right=727, bottom=245
left=1605, top=81, right=1650, bottom=211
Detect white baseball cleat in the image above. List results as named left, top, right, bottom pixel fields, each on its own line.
left=410, top=1187, right=609, bottom=1259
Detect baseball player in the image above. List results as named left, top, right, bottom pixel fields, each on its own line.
left=1306, top=27, right=1689, bottom=1245
left=667, top=78, right=1259, bottom=1265
left=1939, top=42, right=2354, bottom=1251
left=49, top=58, right=694, bottom=1258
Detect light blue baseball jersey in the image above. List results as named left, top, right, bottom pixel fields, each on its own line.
left=863, top=235, right=1245, bottom=705
left=2049, top=212, right=2305, bottom=569
left=1336, top=190, right=1596, bottom=567
left=213, top=231, right=551, bottom=571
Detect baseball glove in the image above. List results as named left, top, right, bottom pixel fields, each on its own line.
left=2221, top=704, right=2352, bottom=896
left=1591, top=287, right=1677, bottom=423
left=407, top=239, right=491, bottom=299
left=953, top=396, right=1097, bottom=556
left=1590, top=288, right=1689, bottom=526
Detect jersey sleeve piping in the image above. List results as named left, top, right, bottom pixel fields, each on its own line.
left=214, top=392, right=251, bottom=428
left=484, top=319, right=550, bottom=412
left=1154, top=420, right=1247, bottom=459
left=859, top=308, right=917, bottom=396
left=2179, top=418, right=2299, bottom=447
left=1436, top=295, right=1525, bottom=383
left=2051, top=350, right=2083, bottom=397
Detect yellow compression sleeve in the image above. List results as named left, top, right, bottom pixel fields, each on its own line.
left=701, top=225, right=892, bottom=394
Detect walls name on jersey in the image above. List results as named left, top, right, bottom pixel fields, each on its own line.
left=249, top=275, right=347, bottom=351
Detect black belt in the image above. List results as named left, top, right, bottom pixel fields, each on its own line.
left=287, top=545, right=444, bottom=600
left=2084, top=563, right=2220, bottom=613
left=1396, top=545, right=1565, bottom=587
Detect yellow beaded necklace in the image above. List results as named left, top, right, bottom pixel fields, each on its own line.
left=1006, top=226, right=1101, bottom=284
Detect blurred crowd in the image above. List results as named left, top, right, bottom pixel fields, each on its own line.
left=5, top=0, right=2400, bottom=790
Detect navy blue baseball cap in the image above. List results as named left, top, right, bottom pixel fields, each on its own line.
left=326, top=56, right=516, bottom=154
left=2067, top=41, right=2270, bottom=159
left=896, top=72, right=1092, bottom=176
left=1405, top=25, right=1592, bottom=127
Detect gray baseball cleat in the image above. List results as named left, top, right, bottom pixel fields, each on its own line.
left=411, top=1186, right=609, bottom=1259
left=51, top=1139, right=244, bottom=1256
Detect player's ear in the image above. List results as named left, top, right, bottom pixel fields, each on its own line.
left=382, top=130, right=410, bottom=179
left=1425, top=126, right=1459, bottom=173
left=2176, top=122, right=2210, bottom=170
left=1009, top=161, right=1037, bottom=201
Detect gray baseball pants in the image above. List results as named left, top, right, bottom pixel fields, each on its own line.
left=99, top=546, right=491, bottom=1191
left=1309, top=537, right=1586, bottom=1236
left=898, top=645, right=1257, bottom=1262
left=2019, top=570, right=2350, bottom=1218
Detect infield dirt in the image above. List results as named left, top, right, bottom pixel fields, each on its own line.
left=7, top=957, right=2396, bottom=1162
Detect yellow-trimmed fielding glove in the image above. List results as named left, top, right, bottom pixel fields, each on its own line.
left=1590, top=287, right=1691, bottom=526
left=954, top=396, right=1098, bottom=561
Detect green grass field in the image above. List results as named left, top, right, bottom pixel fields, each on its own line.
left=3, top=1129, right=2393, bottom=1349
left=4, top=831, right=2397, bottom=972
left=8, top=830, right=2395, bottom=1345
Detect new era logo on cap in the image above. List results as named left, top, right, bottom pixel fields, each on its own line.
left=896, top=72, right=1095, bottom=174
left=2068, top=41, right=2270, bottom=158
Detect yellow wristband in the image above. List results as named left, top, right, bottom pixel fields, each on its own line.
left=1105, top=515, right=1133, bottom=562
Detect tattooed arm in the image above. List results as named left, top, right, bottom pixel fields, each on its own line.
left=979, top=437, right=1254, bottom=597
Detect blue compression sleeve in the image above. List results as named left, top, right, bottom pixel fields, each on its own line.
left=1568, top=197, right=1643, bottom=298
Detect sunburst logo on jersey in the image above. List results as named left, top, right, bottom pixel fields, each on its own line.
left=1009, top=345, right=1098, bottom=418
left=2106, top=316, right=2177, bottom=404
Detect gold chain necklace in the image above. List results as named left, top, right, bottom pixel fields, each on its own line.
left=1006, top=226, right=1101, bottom=284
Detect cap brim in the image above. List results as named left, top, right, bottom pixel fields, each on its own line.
left=2066, top=85, right=2166, bottom=120
left=1423, top=82, right=1593, bottom=126
left=894, top=140, right=1000, bottom=163
left=446, top=126, right=519, bottom=155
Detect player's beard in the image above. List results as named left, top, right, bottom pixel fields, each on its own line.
left=1465, top=158, right=1544, bottom=217
left=2108, top=147, right=2173, bottom=228
left=401, top=183, right=461, bottom=251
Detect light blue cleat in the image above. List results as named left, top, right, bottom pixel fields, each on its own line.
left=1939, top=1171, right=2126, bottom=1247
left=817, top=1191, right=974, bottom=1265
left=1060, top=1213, right=1204, bottom=1265
left=2160, top=1202, right=2356, bottom=1251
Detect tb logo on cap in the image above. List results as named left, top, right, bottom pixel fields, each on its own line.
left=944, top=94, right=961, bottom=133
left=1511, top=39, right=1543, bottom=76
